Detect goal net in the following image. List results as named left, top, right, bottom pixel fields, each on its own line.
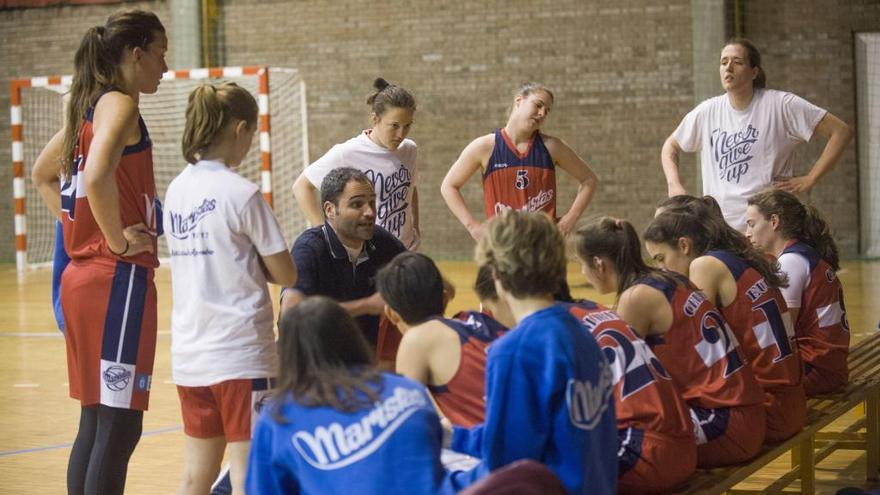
left=11, top=66, right=309, bottom=271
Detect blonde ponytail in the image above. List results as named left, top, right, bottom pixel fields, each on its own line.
left=182, top=82, right=258, bottom=163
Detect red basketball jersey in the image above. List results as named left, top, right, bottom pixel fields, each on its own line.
left=60, top=93, right=160, bottom=268
left=781, top=241, right=850, bottom=385
left=565, top=300, right=693, bottom=441
left=427, top=311, right=505, bottom=428
left=482, top=128, right=556, bottom=219
left=637, top=276, right=764, bottom=410
left=706, top=250, right=802, bottom=389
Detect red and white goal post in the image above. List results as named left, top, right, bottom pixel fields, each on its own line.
left=11, top=66, right=309, bottom=272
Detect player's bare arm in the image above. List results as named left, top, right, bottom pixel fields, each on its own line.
left=32, top=129, right=65, bottom=219
left=688, top=255, right=734, bottom=308
left=544, top=134, right=599, bottom=235
left=440, top=134, right=494, bottom=241
left=618, top=284, right=673, bottom=338
left=292, top=172, right=325, bottom=227
left=661, top=135, right=687, bottom=197
left=773, top=113, right=853, bottom=194
left=84, top=92, right=154, bottom=257
left=260, top=250, right=297, bottom=287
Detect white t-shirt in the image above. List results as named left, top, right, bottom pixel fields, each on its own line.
left=164, top=160, right=289, bottom=386
left=672, top=89, right=826, bottom=231
left=304, top=131, right=420, bottom=249
left=778, top=251, right=811, bottom=309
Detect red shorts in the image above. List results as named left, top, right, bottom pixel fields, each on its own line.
left=617, top=428, right=696, bottom=495
left=177, top=378, right=275, bottom=442
left=61, top=259, right=157, bottom=411
left=764, top=384, right=806, bottom=443
left=693, top=402, right=765, bottom=468
left=803, top=363, right=848, bottom=396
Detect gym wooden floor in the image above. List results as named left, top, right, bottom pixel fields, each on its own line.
left=1, top=260, right=879, bottom=494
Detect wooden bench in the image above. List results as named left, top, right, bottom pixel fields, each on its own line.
left=671, top=331, right=880, bottom=495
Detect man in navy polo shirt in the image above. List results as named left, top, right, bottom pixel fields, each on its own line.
left=281, top=167, right=406, bottom=346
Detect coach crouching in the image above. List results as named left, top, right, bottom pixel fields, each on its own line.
left=280, top=167, right=406, bottom=357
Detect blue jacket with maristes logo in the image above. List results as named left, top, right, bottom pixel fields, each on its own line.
left=449, top=304, right=618, bottom=495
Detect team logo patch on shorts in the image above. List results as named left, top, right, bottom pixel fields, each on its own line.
left=135, top=373, right=152, bottom=392
left=103, top=365, right=132, bottom=391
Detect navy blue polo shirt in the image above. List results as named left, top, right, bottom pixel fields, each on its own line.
left=290, top=223, right=406, bottom=345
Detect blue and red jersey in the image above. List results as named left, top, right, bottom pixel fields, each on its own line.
left=564, top=300, right=693, bottom=442
left=781, top=241, right=849, bottom=389
left=482, top=128, right=556, bottom=219
left=428, top=311, right=505, bottom=428
left=60, top=92, right=160, bottom=269
left=636, top=276, right=764, bottom=410
left=706, top=250, right=802, bottom=390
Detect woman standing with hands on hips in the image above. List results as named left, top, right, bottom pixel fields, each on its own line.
left=441, top=82, right=599, bottom=241
left=660, top=38, right=852, bottom=231
left=30, top=10, right=167, bottom=494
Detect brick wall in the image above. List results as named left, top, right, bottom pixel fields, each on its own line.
left=0, top=0, right=874, bottom=262
left=216, top=0, right=694, bottom=260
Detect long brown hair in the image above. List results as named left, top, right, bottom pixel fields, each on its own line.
left=62, top=10, right=165, bottom=178
left=748, top=189, right=840, bottom=271
left=645, top=201, right=788, bottom=288
left=272, top=297, right=382, bottom=419
left=181, top=82, right=258, bottom=163
left=573, top=216, right=685, bottom=298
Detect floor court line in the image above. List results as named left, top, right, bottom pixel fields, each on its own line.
left=0, top=425, right=182, bottom=458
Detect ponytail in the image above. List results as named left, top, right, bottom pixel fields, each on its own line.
left=63, top=26, right=112, bottom=178
left=574, top=217, right=681, bottom=298
left=748, top=190, right=840, bottom=271
left=182, top=82, right=258, bottom=163
left=802, top=204, right=840, bottom=271
left=366, top=77, right=416, bottom=117
left=61, top=10, right=165, bottom=178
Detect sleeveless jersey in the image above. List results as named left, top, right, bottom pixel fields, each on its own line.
left=482, top=128, right=556, bottom=219
left=427, top=311, right=505, bottom=428
left=564, top=300, right=693, bottom=441
left=637, top=277, right=764, bottom=410
left=781, top=241, right=850, bottom=384
left=706, top=250, right=802, bottom=389
left=61, top=93, right=160, bottom=268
